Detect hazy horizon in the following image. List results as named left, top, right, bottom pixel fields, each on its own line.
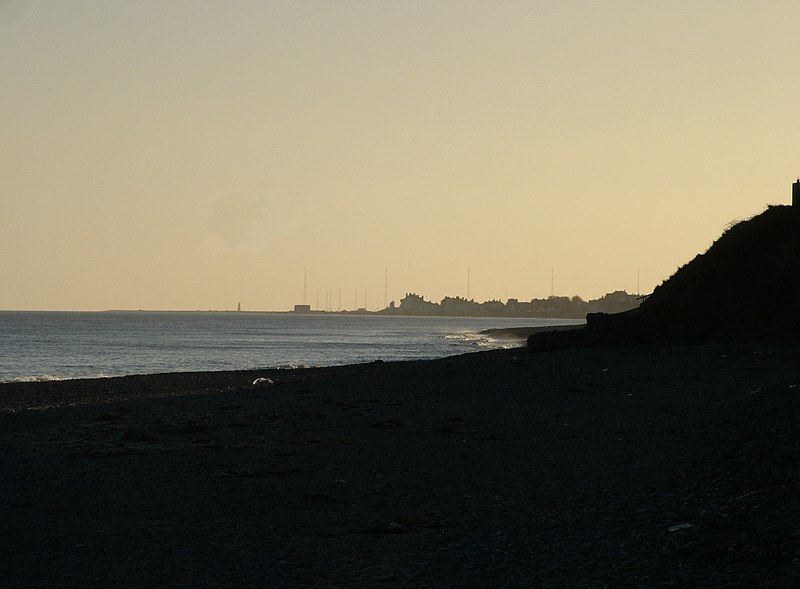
left=3, top=1, right=799, bottom=311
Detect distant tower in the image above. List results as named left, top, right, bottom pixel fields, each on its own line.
left=794, top=179, right=800, bottom=207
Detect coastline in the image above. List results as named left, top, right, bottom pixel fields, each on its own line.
left=3, top=344, right=800, bottom=586
left=0, top=313, right=569, bottom=383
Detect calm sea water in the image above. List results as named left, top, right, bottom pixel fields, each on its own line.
left=0, top=311, right=582, bottom=382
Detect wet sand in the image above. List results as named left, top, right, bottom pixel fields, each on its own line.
left=2, top=344, right=800, bottom=587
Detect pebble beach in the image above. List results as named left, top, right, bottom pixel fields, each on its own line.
left=2, top=343, right=800, bottom=587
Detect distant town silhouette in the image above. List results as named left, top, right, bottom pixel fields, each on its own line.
left=294, top=290, right=640, bottom=319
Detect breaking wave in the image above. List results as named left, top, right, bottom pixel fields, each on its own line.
left=445, top=331, right=521, bottom=350
left=9, top=373, right=112, bottom=383
left=275, top=364, right=316, bottom=370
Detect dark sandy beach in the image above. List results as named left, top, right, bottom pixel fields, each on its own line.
left=2, top=343, right=800, bottom=588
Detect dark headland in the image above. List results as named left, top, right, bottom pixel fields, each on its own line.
left=3, top=206, right=800, bottom=587
left=529, top=205, right=800, bottom=350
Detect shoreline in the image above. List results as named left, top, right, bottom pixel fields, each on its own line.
left=0, top=315, right=576, bottom=384
left=1, top=324, right=584, bottom=387
left=480, top=322, right=585, bottom=340
left=3, top=343, right=800, bottom=586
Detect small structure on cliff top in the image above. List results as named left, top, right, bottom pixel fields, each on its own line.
left=793, top=179, right=800, bottom=207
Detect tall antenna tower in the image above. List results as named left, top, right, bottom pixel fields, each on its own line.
left=303, top=266, right=307, bottom=305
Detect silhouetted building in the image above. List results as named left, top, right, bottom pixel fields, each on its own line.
left=293, top=304, right=311, bottom=313
left=397, top=293, right=438, bottom=314
left=793, top=179, right=800, bottom=207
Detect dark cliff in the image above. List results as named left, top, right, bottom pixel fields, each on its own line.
left=530, top=205, right=800, bottom=349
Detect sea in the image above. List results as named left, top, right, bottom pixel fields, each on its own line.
left=0, top=311, right=583, bottom=383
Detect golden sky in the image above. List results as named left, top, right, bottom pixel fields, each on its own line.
left=2, top=1, right=799, bottom=311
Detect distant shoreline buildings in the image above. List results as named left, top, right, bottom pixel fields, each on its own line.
left=292, top=290, right=640, bottom=319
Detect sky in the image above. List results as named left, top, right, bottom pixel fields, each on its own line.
left=2, top=1, right=800, bottom=311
